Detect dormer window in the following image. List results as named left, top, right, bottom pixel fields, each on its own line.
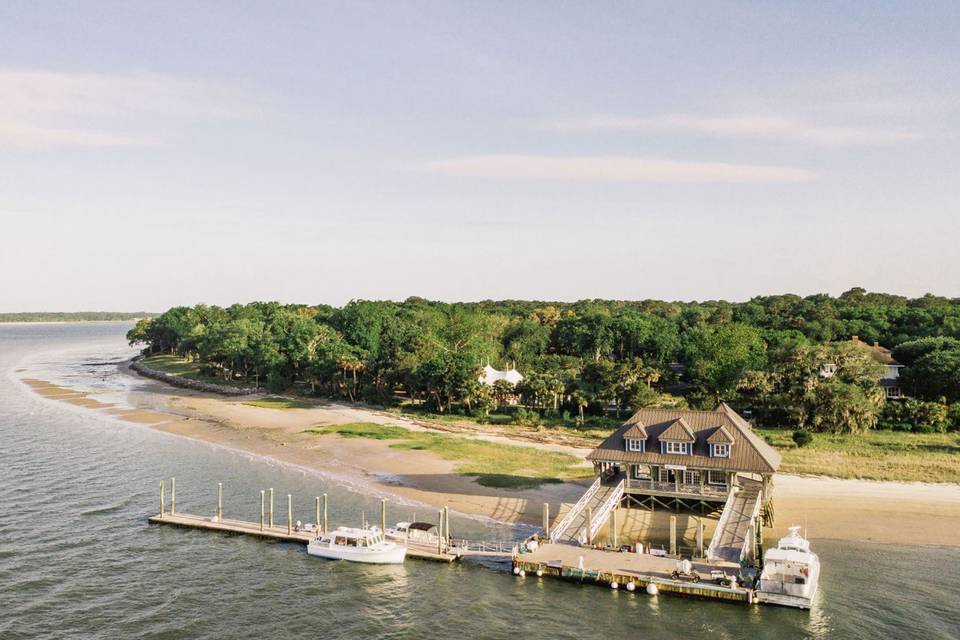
left=711, top=443, right=731, bottom=458
left=625, top=438, right=645, bottom=452
left=663, top=441, right=690, bottom=455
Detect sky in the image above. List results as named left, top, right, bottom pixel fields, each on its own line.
left=1, top=1, right=958, bottom=311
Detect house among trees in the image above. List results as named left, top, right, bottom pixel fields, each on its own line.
left=821, top=336, right=905, bottom=399
left=551, top=404, right=780, bottom=562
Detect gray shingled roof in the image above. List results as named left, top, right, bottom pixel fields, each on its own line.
left=587, top=404, right=782, bottom=474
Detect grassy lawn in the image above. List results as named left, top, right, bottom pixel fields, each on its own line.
left=756, top=428, right=960, bottom=483
left=141, top=354, right=253, bottom=388
left=244, top=396, right=316, bottom=410
left=305, top=422, right=590, bottom=489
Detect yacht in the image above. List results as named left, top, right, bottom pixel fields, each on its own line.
left=385, top=521, right=439, bottom=546
left=756, top=526, right=820, bottom=609
left=307, top=526, right=407, bottom=564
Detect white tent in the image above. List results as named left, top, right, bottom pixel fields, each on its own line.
left=480, top=364, right=523, bottom=386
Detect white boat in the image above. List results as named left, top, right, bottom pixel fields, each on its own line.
left=385, top=521, right=439, bottom=546
left=756, top=526, right=820, bottom=609
left=307, top=526, right=407, bottom=564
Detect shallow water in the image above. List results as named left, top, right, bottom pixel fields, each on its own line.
left=1, top=323, right=958, bottom=639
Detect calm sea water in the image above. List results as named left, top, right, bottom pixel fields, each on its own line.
left=1, top=323, right=957, bottom=639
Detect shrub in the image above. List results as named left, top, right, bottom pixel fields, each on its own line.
left=948, top=404, right=960, bottom=432
left=792, top=430, right=814, bottom=447
left=911, top=423, right=936, bottom=434
left=513, top=408, right=541, bottom=427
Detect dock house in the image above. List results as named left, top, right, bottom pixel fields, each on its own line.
left=550, top=404, right=781, bottom=563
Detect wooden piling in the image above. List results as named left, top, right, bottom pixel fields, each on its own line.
left=610, top=509, right=618, bottom=548
left=543, top=503, right=550, bottom=538
left=315, top=496, right=321, bottom=532
left=159, top=480, right=165, bottom=518
left=287, top=494, right=293, bottom=535
left=437, top=510, right=444, bottom=553
left=171, top=477, right=176, bottom=515
left=260, top=490, right=265, bottom=531
left=217, top=482, right=222, bottom=521
left=669, top=515, right=677, bottom=556
left=322, top=493, right=328, bottom=534
left=443, top=506, right=450, bottom=544
left=269, top=488, right=274, bottom=528
left=381, top=499, right=387, bottom=533
left=696, top=518, right=704, bottom=558
left=585, top=507, right=593, bottom=545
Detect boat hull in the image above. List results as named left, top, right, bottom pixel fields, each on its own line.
left=306, top=542, right=407, bottom=564
left=754, top=591, right=815, bottom=609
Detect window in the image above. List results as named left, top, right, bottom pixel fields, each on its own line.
left=707, top=470, right=727, bottom=486
left=885, top=386, right=902, bottom=398
left=711, top=443, right=731, bottom=458
left=631, top=465, right=651, bottom=480
left=658, top=467, right=670, bottom=483
left=626, top=438, right=645, bottom=452
left=664, top=441, right=689, bottom=455
left=683, top=470, right=700, bottom=485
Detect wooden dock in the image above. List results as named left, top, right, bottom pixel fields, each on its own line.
left=513, top=543, right=756, bottom=605
left=149, top=512, right=462, bottom=562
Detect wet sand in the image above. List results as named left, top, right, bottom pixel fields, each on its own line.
left=19, top=372, right=960, bottom=547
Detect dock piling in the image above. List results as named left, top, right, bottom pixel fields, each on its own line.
left=260, top=490, right=265, bottom=531
left=610, top=509, right=618, bottom=548
left=159, top=480, right=165, bottom=518
left=542, top=503, right=550, bottom=538
left=315, top=497, right=320, bottom=533
left=443, top=506, right=449, bottom=545
left=696, top=518, right=704, bottom=558
left=217, top=483, right=223, bottom=521
left=269, top=488, right=274, bottom=528
left=437, top=510, right=444, bottom=553
left=322, top=493, right=328, bottom=534
left=381, top=499, right=387, bottom=533
left=287, top=494, right=292, bottom=535
left=669, top=515, right=677, bottom=556
left=171, top=477, right=176, bottom=515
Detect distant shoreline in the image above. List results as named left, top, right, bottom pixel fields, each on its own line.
left=0, top=319, right=147, bottom=325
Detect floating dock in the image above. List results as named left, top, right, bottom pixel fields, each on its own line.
left=513, top=542, right=755, bottom=604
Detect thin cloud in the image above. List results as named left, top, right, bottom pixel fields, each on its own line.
left=0, top=69, right=256, bottom=149
left=551, top=114, right=922, bottom=146
left=425, top=155, right=815, bottom=183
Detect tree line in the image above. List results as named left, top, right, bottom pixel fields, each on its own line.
left=126, top=288, right=960, bottom=434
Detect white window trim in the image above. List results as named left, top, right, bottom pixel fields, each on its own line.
left=626, top=438, right=645, bottom=452
left=711, top=443, right=731, bottom=458
left=682, top=470, right=700, bottom=485
left=663, top=440, right=690, bottom=455
left=707, top=470, right=727, bottom=486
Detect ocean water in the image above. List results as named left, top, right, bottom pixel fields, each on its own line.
left=0, top=323, right=957, bottom=639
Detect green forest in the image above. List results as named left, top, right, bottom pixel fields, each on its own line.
left=127, top=288, right=960, bottom=435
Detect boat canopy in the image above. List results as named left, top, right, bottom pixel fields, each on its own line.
left=407, top=522, right=437, bottom=532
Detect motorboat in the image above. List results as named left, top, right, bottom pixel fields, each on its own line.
left=756, top=526, right=820, bottom=609
left=385, top=521, right=439, bottom=546
left=307, top=526, right=407, bottom=564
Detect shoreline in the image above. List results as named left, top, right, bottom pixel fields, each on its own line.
left=17, top=363, right=960, bottom=548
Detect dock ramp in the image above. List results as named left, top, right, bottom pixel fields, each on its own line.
left=707, top=478, right=762, bottom=563
left=550, top=474, right=624, bottom=545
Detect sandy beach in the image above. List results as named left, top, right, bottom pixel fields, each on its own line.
left=20, top=369, right=960, bottom=548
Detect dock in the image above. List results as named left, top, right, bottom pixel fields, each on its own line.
left=513, top=542, right=755, bottom=604
left=148, top=479, right=511, bottom=563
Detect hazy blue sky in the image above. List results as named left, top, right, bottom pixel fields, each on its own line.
left=1, top=1, right=958, bottom=311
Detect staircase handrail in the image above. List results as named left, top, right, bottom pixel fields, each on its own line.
left=550, top=476, right=601, bottom=542
left=587, top=478, right=625, bottom=542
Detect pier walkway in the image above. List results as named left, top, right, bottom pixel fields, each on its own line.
left=707, top=479, right=762, bottom=563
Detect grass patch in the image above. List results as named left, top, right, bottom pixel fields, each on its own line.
left=141, top=354, right=251, bottom=388
left=755, top=428, right=960, bottom=483
left=244, top=396, right=316, bottom=410
left=305, top=422, right=590, bottom=488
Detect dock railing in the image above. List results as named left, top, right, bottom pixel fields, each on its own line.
left=549, top=476, right=601, bottom=542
